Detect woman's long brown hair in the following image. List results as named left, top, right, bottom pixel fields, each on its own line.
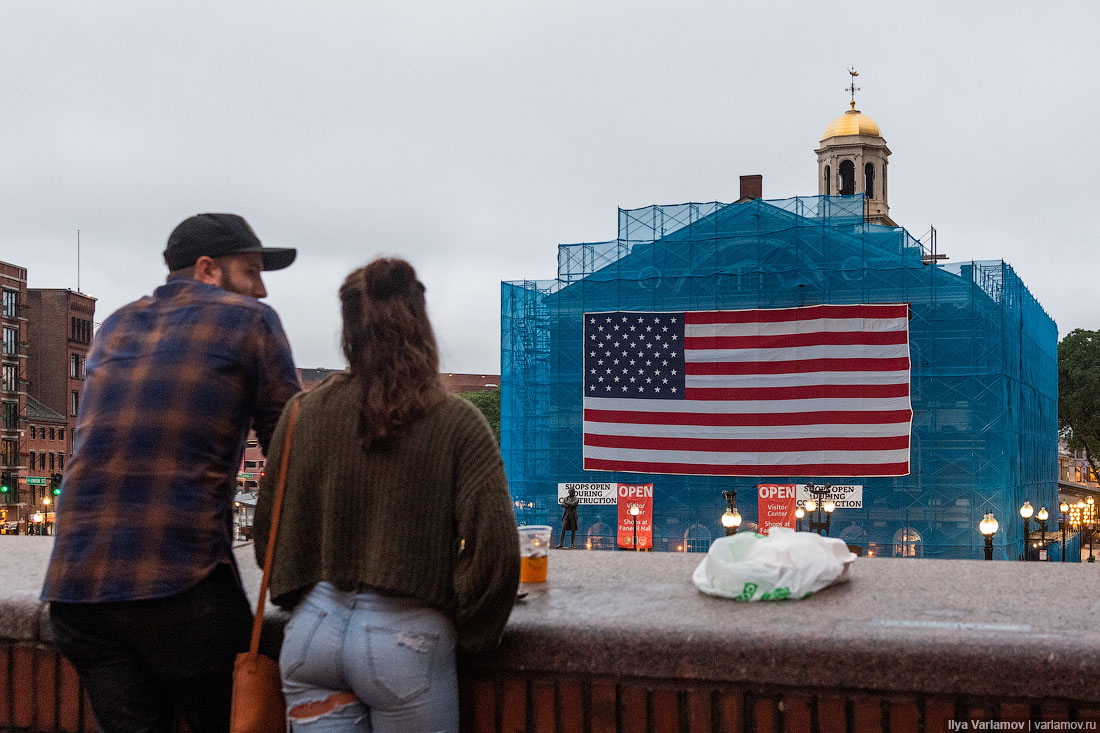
left=339, top=258, right=445, bottom=449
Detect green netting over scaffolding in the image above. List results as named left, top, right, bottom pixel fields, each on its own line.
left=501, top=194, right=1059, bottom=560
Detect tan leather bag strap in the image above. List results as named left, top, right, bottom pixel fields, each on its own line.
left=249, top=398, right=301, bottom=656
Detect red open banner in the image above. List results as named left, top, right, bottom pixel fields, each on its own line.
left=757, top=483, right=797, bottom=534
left=616, top=483, right=653, bottom=549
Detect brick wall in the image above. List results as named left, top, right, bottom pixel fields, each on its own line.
left=6, top=640, right=1100, bottom=733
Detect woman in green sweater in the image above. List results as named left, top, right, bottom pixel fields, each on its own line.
left=253, top=257, right=519, bottom=732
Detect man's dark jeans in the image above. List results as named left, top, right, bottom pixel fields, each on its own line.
left=49, top=564, right=253, bottom=733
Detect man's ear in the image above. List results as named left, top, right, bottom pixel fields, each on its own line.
left=193, top=256, right=221, bottom=285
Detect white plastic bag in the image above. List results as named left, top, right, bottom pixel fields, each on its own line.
left=692, top=527, right=856, bottom=601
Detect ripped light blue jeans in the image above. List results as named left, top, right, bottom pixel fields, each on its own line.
left=280, top=582, right=458, bottom=732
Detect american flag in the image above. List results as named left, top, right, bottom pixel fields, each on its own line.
left=582, top=304, right=912, bottom=477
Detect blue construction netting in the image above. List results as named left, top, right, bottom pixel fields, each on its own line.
left=501, top=194, right=1059, bottom=560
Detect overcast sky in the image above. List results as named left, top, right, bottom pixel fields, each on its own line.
left=2, top=1, right=1097, bottom=374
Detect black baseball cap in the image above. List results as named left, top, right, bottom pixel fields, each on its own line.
left=164, top=213, right=296, bottom=272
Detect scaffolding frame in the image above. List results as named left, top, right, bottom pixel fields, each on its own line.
left=502, top=195, right=1057, bottom=559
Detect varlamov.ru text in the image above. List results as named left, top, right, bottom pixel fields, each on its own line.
left=948, top=721, right=1096, bottom=731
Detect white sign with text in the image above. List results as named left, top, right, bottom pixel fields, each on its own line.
left=794, top=484, right=863, bottom=509
left=556, top=483, right=618, bottom=505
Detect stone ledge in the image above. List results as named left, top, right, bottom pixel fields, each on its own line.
left=4, top=537, right=1100, bottom=705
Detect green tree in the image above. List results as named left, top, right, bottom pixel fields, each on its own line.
left=459, top=388, right=500, bottom=443
left=1059, top=329, right=1100, bottom=477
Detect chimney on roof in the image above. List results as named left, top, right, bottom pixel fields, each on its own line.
left=739, top=174, right=763, bottom=201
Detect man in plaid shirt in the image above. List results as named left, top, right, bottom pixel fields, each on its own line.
left=42, top=214, right=302, bottom=732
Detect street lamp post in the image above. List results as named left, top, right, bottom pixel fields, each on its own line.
left=1019, top=501, right=1033, bottom=561
left=42, top=497, right=51, bottom=536
left=629, top=504, right=640, bottom=551
left=720, top=490, right=742, bottom=537
left=1076, top=499, right=1087, bottom=561
left=1059, top=501, right=1070, bottom=562
left=794, top=507, right=805, bottom=531
left=803, top=482, right=835, bottom=536
left=1038, top=508, right=1047, bottom=559
left=1088, top=497, right=1096, bottom=562
left=979, top=511, right=999, bottom=561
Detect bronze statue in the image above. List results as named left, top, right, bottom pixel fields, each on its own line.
left=556, top=487, right=579, bottom=548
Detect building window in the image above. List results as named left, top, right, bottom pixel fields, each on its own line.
left=59, top=428, right=64, bottom=441
left=59, top=453, right=65, bottom=470
left=2, top=365, right=15, bottom=393
left=2, top=402, right=16, bottom=429
left=30, top=426, right=36, bottom=439
left=49, top=427, right=55, bottom=441
left=71, top=354, right=79, bottom=379
left=893, top=527, right=923, bottom=558
left=1, top=290, right=16, bottom=318
left=1, top=439, right=17, bottom=467
left=2, top=327, right=16, bottom=356
left=73, top=319, right=92, bottom=344
left=49, top=452, right=55, bottom=471
left=838, top=160, right=855, bottom=195
left=823, top=165, right=831, bottom=195
left=71, top=390, right=79, bottom=416
left=864, top=162, right=875, bottom=199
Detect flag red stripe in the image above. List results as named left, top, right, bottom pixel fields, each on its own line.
left=684, top=330, right=908, bottom=350
left=584, top=433, right=910, bottom=452
left=584, top=408, right=913, bottom=427
left=583, top=457, right=911, bottom=477
left=685, top=383, right=909, bottom=401
left=684, top=304, right=908, bottom=324
left=685, top=357, right=911, bottom=375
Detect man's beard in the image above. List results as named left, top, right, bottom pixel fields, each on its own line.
left=218, top=270, right=245, bottom=296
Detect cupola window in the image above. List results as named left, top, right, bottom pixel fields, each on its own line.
left=864, top=163, right=875, bottom=199
left=838, top=160, right=855, bottom=195
left=823, top=165, right=831, bottom=195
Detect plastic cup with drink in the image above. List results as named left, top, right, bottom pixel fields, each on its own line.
left=518, top=525, right=552, bottom=583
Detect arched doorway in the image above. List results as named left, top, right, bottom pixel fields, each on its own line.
left=585, top=518, right=615, bottom=551
left=893, top=527, right=923, bottom=557
left=683, top=524, right=713, bottom=553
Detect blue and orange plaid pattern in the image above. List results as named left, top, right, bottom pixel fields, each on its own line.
left=42, top=278, right=300, bottom=603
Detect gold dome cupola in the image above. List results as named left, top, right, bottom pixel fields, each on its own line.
left=822, top=102, right=881, bottom=139
left=815, top=69, right=895, bottom=226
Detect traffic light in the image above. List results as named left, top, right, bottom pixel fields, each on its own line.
left=0, top=471, right=10, bottom=500
left=50, top=473, right=62, bottom=496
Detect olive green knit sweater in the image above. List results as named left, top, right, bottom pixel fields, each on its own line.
left=252, top=375, right=519, bottom=655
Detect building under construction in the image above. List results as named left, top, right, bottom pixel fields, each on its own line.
left=500, top=98, right=1058, bottom=560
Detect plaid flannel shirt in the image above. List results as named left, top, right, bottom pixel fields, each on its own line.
left=42, top=278, right=300, bottom=603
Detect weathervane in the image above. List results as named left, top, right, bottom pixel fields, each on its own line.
left=846, top=67, right=861, bottom=110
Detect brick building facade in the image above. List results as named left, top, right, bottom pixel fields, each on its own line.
left=25, top=288, right=96, bottom=458
left=0, top=261, right=28, bottom=528
left=25, top=396, right=68, bottom=478
left=0, top=264, right=96, bottom=533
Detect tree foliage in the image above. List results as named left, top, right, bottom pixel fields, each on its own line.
left=1058, top=329, right=1100, bottom=475
left=459, top=388, right=500, bottom=444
